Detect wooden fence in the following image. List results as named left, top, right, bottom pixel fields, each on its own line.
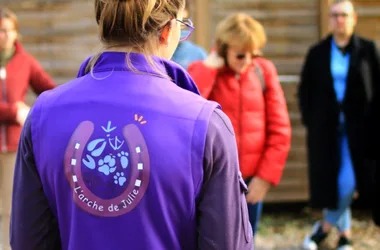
left=4, top=0, right=380, bottom=202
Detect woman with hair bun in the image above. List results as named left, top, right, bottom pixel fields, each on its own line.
left=10, top=1, right=252, bottom=250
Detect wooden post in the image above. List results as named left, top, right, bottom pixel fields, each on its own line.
left=194, top=0, right=210, bottom=50
left=320, top=0, right=332, bottom=38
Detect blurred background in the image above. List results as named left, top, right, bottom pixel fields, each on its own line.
left=1, top=0, right=380, bottom=249
left=4, top=0, right=380, bottom=203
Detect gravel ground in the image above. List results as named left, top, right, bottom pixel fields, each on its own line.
left=255, top=207, right=380, bottom=250
left=1, top=208, right=378, bottom=250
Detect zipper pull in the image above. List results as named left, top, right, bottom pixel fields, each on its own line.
left=235, top=73, right=240, bottom=80
left=0, top=67, right=6, bottom=80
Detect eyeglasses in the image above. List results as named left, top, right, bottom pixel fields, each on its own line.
left=330, top=12, right=350, bottom=19
left=235, top=53, right=260, bottom=60
left=176, top=18, right=194, bottom=41
left=236, top=54, right=248, bottom=60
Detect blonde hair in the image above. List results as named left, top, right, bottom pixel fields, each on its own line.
left=87, top=0, right=185, bottom=76
left=329, top=0, right=356, bottom=16
left=215, top=13, right=267, bottom=57
left=0, top=7, right=20, bottom=37
left=330, top=0, right=355, bottom=11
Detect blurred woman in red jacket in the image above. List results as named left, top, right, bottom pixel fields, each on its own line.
left=188, top=13, right=291, bottom=240
left=0, top=7, right=55, bottom=249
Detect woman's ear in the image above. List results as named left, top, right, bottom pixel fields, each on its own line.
left=159, top=22, right=172, bottom=46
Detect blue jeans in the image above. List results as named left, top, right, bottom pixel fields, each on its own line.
left=324, top=133, right=356, bottom=232
left=247, top=201, right=263, bottom=236
left=323, top=193, right=354, bottom=232
left=245, top=178, right=263, bottom=237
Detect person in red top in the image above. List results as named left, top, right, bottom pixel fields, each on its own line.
left=0, top=7, right=55, bottom=249
left=188, top=13, right=291, bottom=241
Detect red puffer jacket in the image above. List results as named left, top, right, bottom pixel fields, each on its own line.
left=188, top=58, right=291, bottom=185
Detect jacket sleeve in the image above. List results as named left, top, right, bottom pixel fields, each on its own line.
left=366, top=41, right=380, bottom=158
left=28, top=55, right=55, bottom=95
left=198, top=109, right=253, bottom=250
left=187, top=61, right=218, bottom=99
left=255, top=59, right=291, bottom=186
left=0, top=102, right=18, bottom=123
left=368, top=41, right=380, bottom=226
left=297, top=48, right=314, bottom=127
left=10, top=109, right=61, bottom=249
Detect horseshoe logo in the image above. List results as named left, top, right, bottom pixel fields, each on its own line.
left=64, top=121, right=150, bottom=217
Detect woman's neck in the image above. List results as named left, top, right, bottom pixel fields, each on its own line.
left=0, top=46, right=16, bottom=67
left=103, top=43, right=165, bottom=59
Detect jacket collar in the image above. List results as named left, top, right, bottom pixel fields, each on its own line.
left=218, top=62, right=255, bottom=77
left=76, top=52, right=201, bottom=96
left=324, top=33, right=359, bottom=53
left=14, top=41, right=24, bottom=54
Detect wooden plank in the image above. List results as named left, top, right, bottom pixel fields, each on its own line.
left=319, top=0, right=332, bottom=38
left=194, top=0, right=211, bottom=50
left=204, top=0, right=319, bottom=75
left=15, top=0, right=380, bottom=203
left=354, top=1, right=380, bottom=43
left=266, top=164, right=309, bottom=202
left=8, top=1, right=99, bottom=84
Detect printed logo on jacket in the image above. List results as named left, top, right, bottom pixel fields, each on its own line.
left=64, top=114, right=150, bottom=217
